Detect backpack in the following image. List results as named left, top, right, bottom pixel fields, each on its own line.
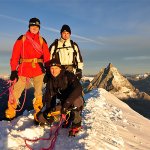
left=50, top=39, right=78, bottom=69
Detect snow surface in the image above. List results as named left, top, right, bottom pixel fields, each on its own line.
left=0, top=88, right=150, bottom=150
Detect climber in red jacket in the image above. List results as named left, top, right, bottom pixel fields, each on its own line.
left=5, top=17, right=50, bottom=121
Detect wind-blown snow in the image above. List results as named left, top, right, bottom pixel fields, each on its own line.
left=0, top=88, right=150, bottom=150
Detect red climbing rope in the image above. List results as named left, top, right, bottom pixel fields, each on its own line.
left=24, top=114, right=66, bottom=150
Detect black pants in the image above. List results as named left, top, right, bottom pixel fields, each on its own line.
left=68, top=96, right=84, bottom=128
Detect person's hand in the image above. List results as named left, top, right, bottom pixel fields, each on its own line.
left=76, top=69, right=82, bottom=80
left=10, top=70, right=18, bottom=81
left=62, top=100, right=71, bottom=111
left=61, top=107, right=68, bottom=114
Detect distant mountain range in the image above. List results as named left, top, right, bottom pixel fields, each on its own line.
left=128, top=75, right=150, bottom=96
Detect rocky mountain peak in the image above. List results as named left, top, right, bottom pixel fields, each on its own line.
left=107, top=63, right=114, bottom=69
left=88, top=63, right=142, bottom=100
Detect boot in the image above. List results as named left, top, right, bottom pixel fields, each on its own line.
left=5, top=101, right=17, bottom=119
left=69, top=126, right=82, bottom=137
left=33, top=97, right=43, bottom=122
left=68, top=122, right=82, bottom=137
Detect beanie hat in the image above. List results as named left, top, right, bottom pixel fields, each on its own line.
left=29, top=18, right=40, bottom=28
left=49, top=59, right=61, bottom=68
left=60, top=24, right=71, bottom=34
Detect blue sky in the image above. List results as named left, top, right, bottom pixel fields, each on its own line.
left=0, top=0, right=150, bottom=75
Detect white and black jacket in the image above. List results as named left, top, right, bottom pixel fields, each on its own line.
left=49, top=38, right=83, bottom=71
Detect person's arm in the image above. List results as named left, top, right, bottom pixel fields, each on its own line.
left=42, top=38, right=50, bottom=68
left=10, top=35, right=23, bottom=71
left=49, top=41, right=56, bottom=60
left=63, top=72, right=82, bottom=109
left=10, top=35, right=23, bottom=81
left=74, top=43, right=83, bottom=79
left=74, top=43, right=83, bottom=70
left=44, top=81, right=52, bottom=110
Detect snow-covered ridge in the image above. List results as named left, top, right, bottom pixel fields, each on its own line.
left=0, top=88, right=150, bottom=150
left=83, top=89, right=124, bottom=150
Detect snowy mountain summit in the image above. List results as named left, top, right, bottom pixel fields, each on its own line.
left=88, top=63, right=150, bottom=100
left=0, top=88, right=150, bottom=150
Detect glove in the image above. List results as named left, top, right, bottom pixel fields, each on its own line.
left=61, top=107, right=68, bottom=114
left=10, top=70, right=18, bottom=81
left=61, top=100, right=71, bottom=114
left=63, top=100, right=71, bottom=109
left=76, top=69, right=82, bottom=80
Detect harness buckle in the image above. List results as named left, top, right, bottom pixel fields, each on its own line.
left=32, top=58, right=38, bottom=68
left=33, top=58, right=38, bottom=63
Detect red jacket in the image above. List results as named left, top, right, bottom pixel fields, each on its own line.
left=10, top=31, right=50, bottom=77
